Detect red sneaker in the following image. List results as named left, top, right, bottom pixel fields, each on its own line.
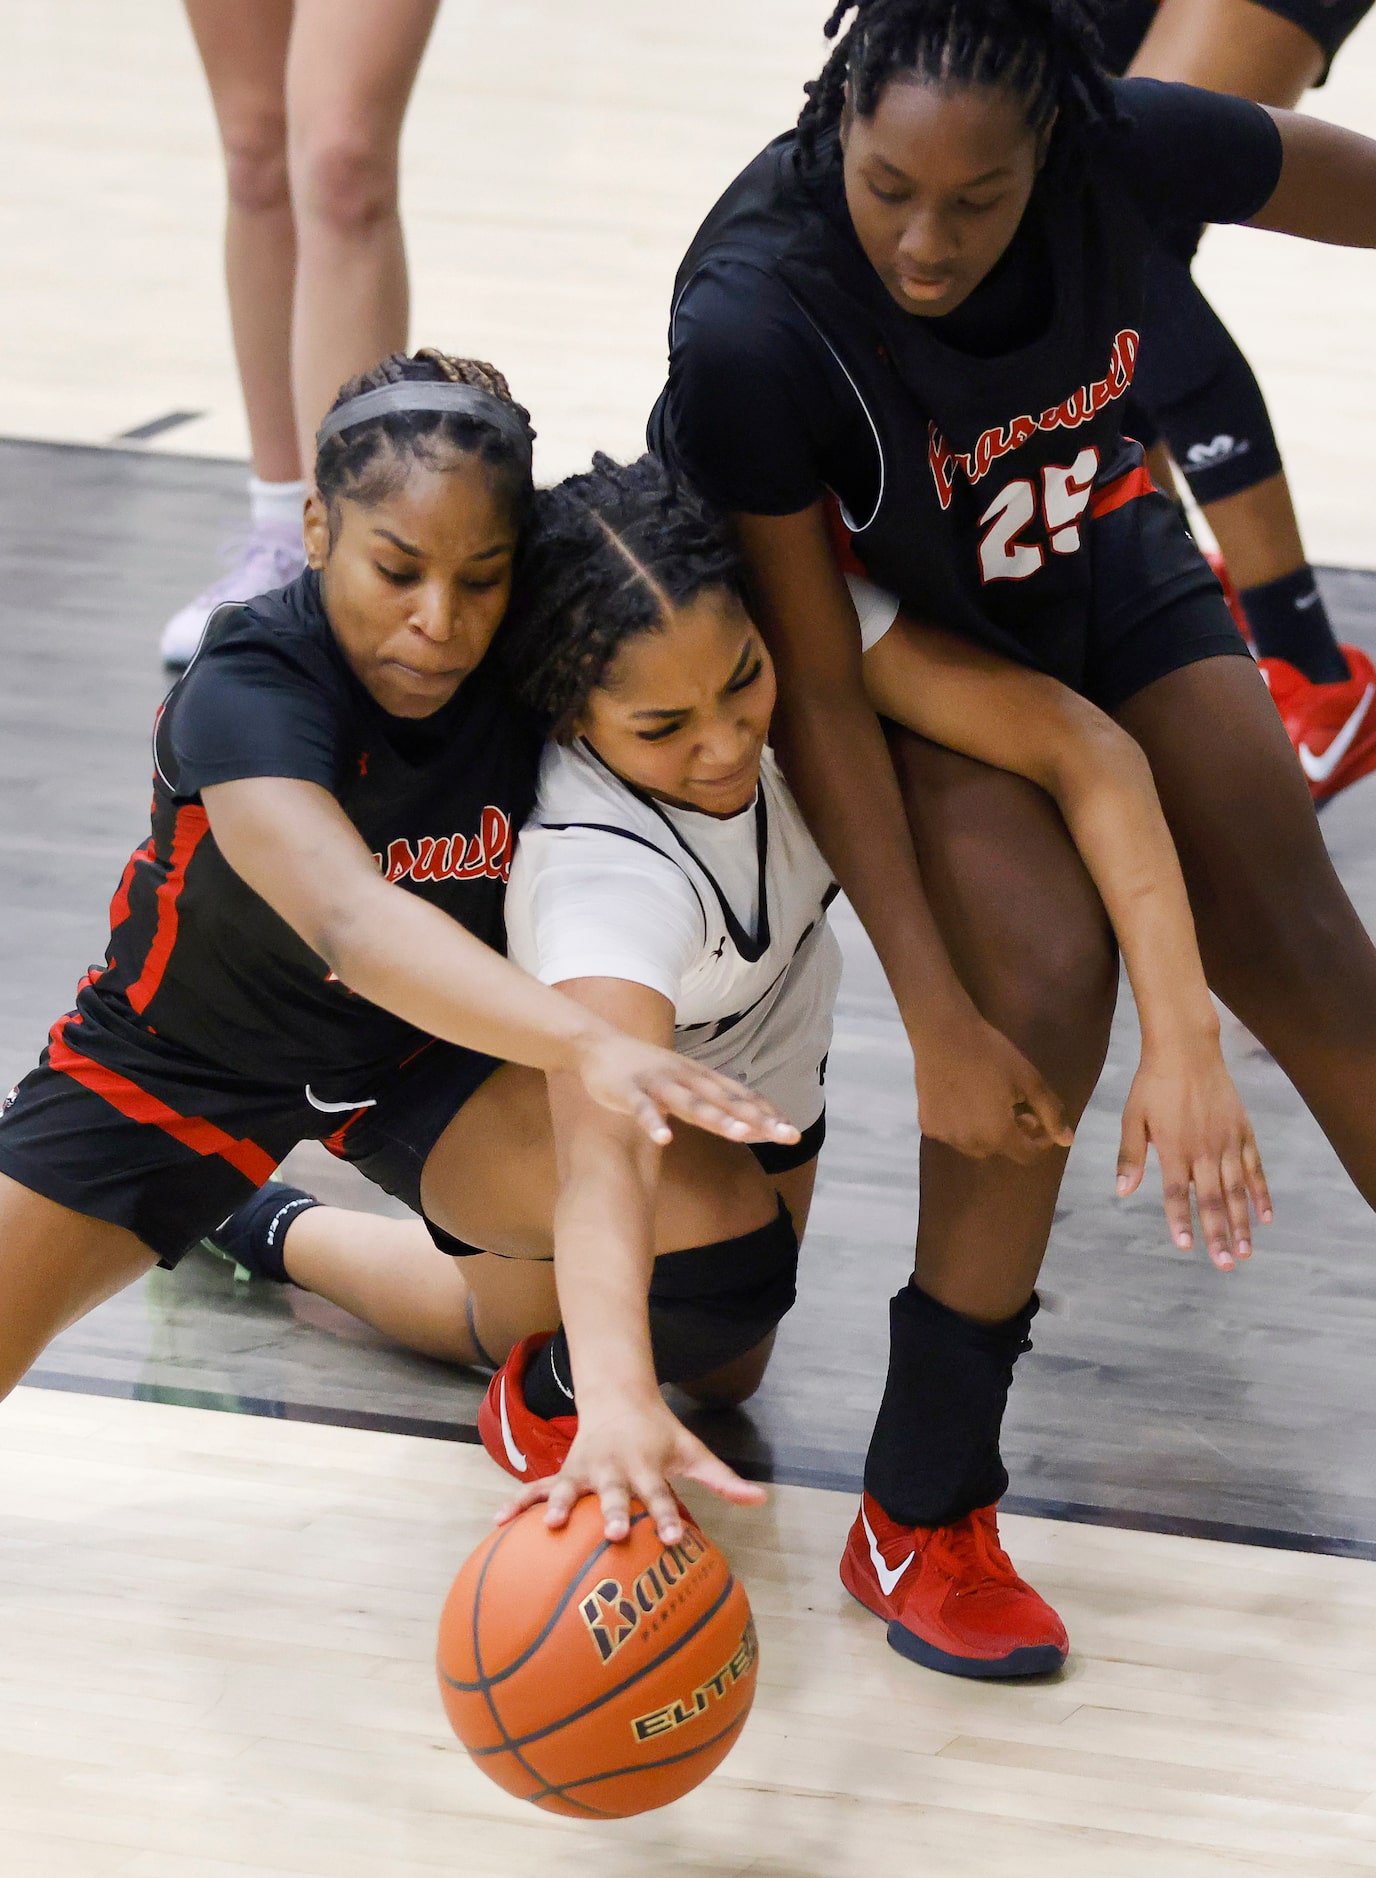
left=840, top=1492, right=1068, bottom=1679
left=1259, top=645, right=1376, bottom=805
left=476, top=1334, right=576, bottom=1483
left=1206, top=548, right=1253, bottom=646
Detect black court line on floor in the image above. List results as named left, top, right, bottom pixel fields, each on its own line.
left=23, top=1367, right=1376, bottom=1564
left=8, top=434, right=1376, bottom=1571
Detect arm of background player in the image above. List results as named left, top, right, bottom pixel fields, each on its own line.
left=200, top=775, right=798, bottom=1150
left=1250, top=110, right=1376, bottom=244
left=865, top=617, right=1272, bottom=1267
left=495, top=976, right=767, bottom=1544
left=735, top=502, right=1071, bottom=1164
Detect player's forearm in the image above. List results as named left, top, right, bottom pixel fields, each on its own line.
left=548, top=1093, right=662, bottom=1407
left=322, top=881, right=610, bottom=1075
left=1052, top=728, right=1219, bottom=1053
left=1253, top=111, right=1376, bottom=246
left=770, top=683, right=977, bottom=1048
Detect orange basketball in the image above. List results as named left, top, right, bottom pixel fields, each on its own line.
left=437, top=1496, right=757, bottom=1818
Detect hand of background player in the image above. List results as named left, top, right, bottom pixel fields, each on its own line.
left=495, top=1393, right=766, bottom=1545
left=574, top=1031, right=800, bottom=1153
left=910, top=1007, right=1075, bottom=1164
left=1115, top=1039, right=1272, bottom=1271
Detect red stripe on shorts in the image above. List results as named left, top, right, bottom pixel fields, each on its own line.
left=124, top=804, right=211, bottom=1014
left=1089, top=465, right=1155, bottom=520
left=108, top=836, right=154, bottom=932
left=47, top=1022, right=277, bottom=1186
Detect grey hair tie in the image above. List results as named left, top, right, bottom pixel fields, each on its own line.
left=315, top=381, right=532, bottom=462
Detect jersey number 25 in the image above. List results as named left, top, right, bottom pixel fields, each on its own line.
left=976, top=447, right=1099, bottom=585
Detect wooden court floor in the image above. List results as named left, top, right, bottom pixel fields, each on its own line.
left=6, top=1387, right=1376, bottom=1878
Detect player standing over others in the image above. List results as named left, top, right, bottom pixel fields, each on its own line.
left=650, top=0, right=1376, bottom=1678
left=0, top=353, right=793, bottom=1424
left=1099, top=0, right=1376, bottom=799
left=160, top=0, right=443, bottom=667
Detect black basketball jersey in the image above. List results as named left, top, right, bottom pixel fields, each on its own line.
left=650, top=79, right=1283, bottom=690
left=79, top=573, right=542, bottom=1091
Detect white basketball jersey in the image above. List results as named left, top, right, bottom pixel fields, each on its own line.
left=504, top=739, right=841, bottom=1129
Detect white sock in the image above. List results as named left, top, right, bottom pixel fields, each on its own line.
left=248, top=476, right=308, bottom=533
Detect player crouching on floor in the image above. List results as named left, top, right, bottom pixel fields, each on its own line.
left=0, top=355, right=799, bottom=1492
left=211, top=453, right=1268, bottom=1681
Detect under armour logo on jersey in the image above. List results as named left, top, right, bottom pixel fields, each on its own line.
left=357, top=752, right=370, bottom=778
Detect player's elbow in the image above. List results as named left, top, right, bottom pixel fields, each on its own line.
left=1044, top=703, right=1152, bottom=815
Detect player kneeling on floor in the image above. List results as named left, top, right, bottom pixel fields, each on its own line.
left=0, top=354, right=798, bottom=1516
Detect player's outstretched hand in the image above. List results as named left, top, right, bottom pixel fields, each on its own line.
left=574, top=1030, right=800, bottom=1152
left=912, top=1009, right=1074, bottom=1164
left=494, top=1394, right=766, bottom=1545
left=1116, top=1039, right=1273, bottom=1272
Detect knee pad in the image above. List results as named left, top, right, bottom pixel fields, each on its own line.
left=1132, top=250, right=1284, bottom=503
left=647, top=1200, right=800, bottom=1384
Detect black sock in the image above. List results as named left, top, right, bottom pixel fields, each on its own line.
left=206, top=1182, right=319, bottom=1284
left=1239, top=567, right=1347, bottom=685
left=863, top=1283, right=1038, bottom=1528
left=522, top=1327, right=577, bottom=1420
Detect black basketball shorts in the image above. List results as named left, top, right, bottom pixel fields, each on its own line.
left=0, top=999, right=500, bottom=1268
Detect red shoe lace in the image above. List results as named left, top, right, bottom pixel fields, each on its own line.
left=933, top=1508, right=1019, bottom=1596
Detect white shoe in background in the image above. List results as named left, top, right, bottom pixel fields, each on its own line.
left=159, top=519, right=307, bottom=668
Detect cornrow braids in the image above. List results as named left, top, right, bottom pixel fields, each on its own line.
left=796, top=0, right=1116, bottom=163
left=498, top=454, right=743, bottom=737
left=313, top=347, right=536, bottom=529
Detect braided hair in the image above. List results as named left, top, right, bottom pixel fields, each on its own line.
left=314, top=347, right=536, bottom=533
left=796, top=0, right=1116, bottom=163
left=499, top=454, right=743, bottom=738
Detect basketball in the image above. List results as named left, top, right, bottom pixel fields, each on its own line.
left=437, top=1496, right=758, bottom=1818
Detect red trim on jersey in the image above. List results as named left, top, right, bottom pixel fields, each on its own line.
left=1089, top=465, right=1154, bottom=520
left=108, top=838, right=154, bottom=932
left=124, top=805, right=211, bottom=1015
left=47, top=1021, right=277, bottom=1185
left=824, top=494, right=869, bottom=578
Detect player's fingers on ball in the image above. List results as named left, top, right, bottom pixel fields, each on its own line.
left=496, top=1480, right=553, bottom=1524
left=595, top=1479, right=633, bottom=1543
left=638, top=1479, right=684, bottom=1544
left=542, top=1473, right=589, bottom=1529
left=1242, top=1137, right=1274, bottom=1224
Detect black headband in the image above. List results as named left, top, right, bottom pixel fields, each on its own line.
left=314, top=381, right=532, bottom=463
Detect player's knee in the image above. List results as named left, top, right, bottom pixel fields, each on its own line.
left=648, top=1203, right=798, bottom=1388
left=291, top=133, right=397, bottom=236
left=221, top=113, right=290, bottom=216
left=679, top=1331, right=777, bottom=1409
left=986, top=908, right=1117, bottom=1097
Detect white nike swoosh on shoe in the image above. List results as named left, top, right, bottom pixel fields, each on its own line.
left=1294, top=589, right=1322, bottom=610
left=1299, top=683, right=1375, bottom=785
left=498, top=1375, right=528, bottom=1474
left=304, top=1084, right=378, bottom=1113
left=861, top=1505, right=914, bottom=1599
